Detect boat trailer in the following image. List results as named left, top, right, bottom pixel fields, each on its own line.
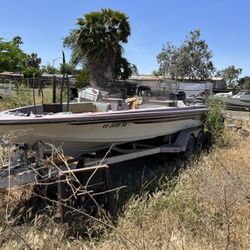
left=0, top=127, right=204, bottom=222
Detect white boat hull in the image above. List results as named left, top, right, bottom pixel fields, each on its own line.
left=0, top=118, right=202, bottom=156
left=0, top=103, right=207, bottom=156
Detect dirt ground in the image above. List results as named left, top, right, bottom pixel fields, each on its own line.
left=223, top=109, right=250, bottom=121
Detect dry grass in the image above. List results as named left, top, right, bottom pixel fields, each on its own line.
left=0, top=120, right=250, bottom=249
left=0, top=87, right=67, bottom=111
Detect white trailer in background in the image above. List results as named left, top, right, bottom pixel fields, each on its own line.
left=159, top=81, right=213, bottom=97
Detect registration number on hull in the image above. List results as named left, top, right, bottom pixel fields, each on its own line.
left=103, top=122, right=128, bottom=128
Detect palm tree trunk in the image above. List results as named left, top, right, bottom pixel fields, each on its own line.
left=88, top=59, right=108, bottom=87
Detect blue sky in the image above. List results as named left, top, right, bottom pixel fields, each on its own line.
left=1, top=0, right=250, bottom=76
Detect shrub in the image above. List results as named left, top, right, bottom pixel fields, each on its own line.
left=205, top=98, right=224, bottom=144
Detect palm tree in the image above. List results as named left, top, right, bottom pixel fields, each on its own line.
left=24, top=53, right=41, bottom=69
left=64, top=9, right=131, bottom=85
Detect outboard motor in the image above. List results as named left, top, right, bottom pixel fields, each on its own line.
left=177, top=91, right=186, bottom=100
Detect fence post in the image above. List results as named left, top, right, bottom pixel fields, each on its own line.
left=52, top=76, right=56, bottom=103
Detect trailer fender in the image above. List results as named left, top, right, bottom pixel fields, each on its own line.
left=174, top=128, right=203, bottom=152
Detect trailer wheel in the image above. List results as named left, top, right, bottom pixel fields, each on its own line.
left=196, top=132, right=204, bottom=153
left=184, top=134, right=195, bottom=157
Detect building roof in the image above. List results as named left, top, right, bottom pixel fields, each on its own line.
left=129, top=74, right=224, bottom=81
left=0, top=72, right=74, bottom=78
left=129, top=74, right=165, bottom=81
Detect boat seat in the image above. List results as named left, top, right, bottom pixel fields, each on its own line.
left=63, top=102, right=95, bottom=113
left=63, top=102, right=111, bottom=113
left=43, top=102, right=111, bottom=114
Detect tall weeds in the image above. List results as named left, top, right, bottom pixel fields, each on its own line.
left=0, top=94, right=249, bottom=249
left=0, top=127, right=249, bottom=249
left=0, top=87, right=67, bottom=111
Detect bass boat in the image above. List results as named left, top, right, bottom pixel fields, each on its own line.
left=225, top=90, right=250, bottom=110
left=0, top=100, right=208, bottom=156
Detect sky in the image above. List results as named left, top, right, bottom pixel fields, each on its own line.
left=1, top=0, right=250, bottom=76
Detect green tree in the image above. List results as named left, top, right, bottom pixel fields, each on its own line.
left=41, top=64, right=59, bottom=74
left=238, top=76, right=250, bottom=90
left=157, top=29, right=215, bottom=80
left=152, top=70, right=161, bottom=76
left=217, top=65, right=242, bottom=88
left=0, top=37, right=26, bottom=72
left=114, top=57, right=132, bottom=80
left=22, top=67, right=42, bottom=78
left=22, top=53, right=42, bottom=79
left=12, top=36, right=23, bottom=47
left=23, top=53, right=41, bottom=69
left=130, top=64, right=139, bottom=76
left=64, top=8, right=131, bottom=85
left=157, top=42, right=178, bottom=79
left=75, top=67, right=90, bottom=88
left=59, top=63, right=75, bottom=75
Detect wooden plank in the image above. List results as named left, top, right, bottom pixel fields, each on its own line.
left=0, top=164, right=108, bottom=189
left=0, top=166, right=62, bottom=189
left=104, top=167, right=115, bottom=218
left=61, top=164, right=108, bottom=175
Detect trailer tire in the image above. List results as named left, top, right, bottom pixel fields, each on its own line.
left=196, top=131, right=204, bottom=153
left=184, top=134, right=195, bottom=157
